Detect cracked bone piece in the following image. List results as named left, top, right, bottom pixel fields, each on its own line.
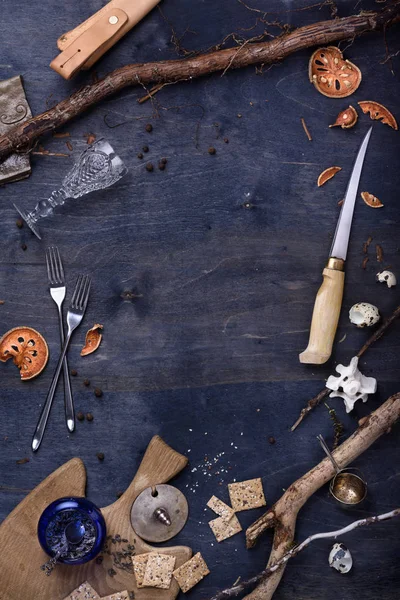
left=326, top=356, right=377, bottom=413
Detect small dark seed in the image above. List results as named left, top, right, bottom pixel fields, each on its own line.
left=21, top=243, right=27, bottom=251
left=83, top=378, right=90, bottom=387
left=94, top=387, right=103, bottom=398
left=158, top=163, right=165, bottom=171
left=86, top=412, right=94, bottom=422
left=96, top=556, right=104, bottom=564
left=96, top=452, right=105, bottom=461
left=160, top=157, right=167, bottom=165
left=137, top=152, right=143, bottom=159
left=268, top=436, right=276, bottom=445
left=77, top=411, right=85, bottom=421
left=145, top=124, right=153, bottom=133
left=70, top=369, right=78, bottom=376
left=145, top=163, right=154, bottom=172
left=224, top=137, right=229, bottom=143
left=142, top=145, right=149, bottom=153
left=16, top=219, right=23, bottom=228
left=208, top=147, right=216, bottom=155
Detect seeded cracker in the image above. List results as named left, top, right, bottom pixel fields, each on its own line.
left=99, top=593, right=130, bottom=600
left=209, top=514, right=242, bottom=542
left=132, top=553, right=151, bottom=588
left=173, top=552, right=210, bottom=593
left=63, top=581, right=100, bottom=600
left=207, top=495, right=235, bottom=521
left=228, top=478, right=266, bottom=511
left=142, top=552, right=176, bottom=589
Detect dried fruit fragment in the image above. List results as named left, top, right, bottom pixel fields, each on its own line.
left=0, top=326, right=49, bottom=380
left=309, top=47, right=362, bottom=98
left=317, top=166, right=342, bottom=187
left=358, top=101, right=398, bottom=130
left=361, top=192, right=384, bottom=208
left=81, top=324, right=103, bottom=356
left=329, top=105, right=358, bottom=129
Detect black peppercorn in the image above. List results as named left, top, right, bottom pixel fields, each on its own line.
left=94, top=387, right=103, bottom=398
left=16, top=219, right=23, bottom=228
left=268, top=436, right=276, bottom=445
left=142, top=145, right=149, bottom=153
left=158, top=162, right=165, bottom=171
left=77, top=411, right=85, bottom=421
left=208, top=147, right=216, bottom=155
left=70, top=369, right=78, bottom=376
left=96, top=452, right=105, bottom=461
left=145, top=163, right=154, bottom=172
left=83, top=378, right=90, bottom=387
left=145, top=123, right=153, bottom=133
left=21, top=243, right=27, bottom=251
left=137, top=152, right=143, bottom=159
left=224, top=137, right=229, bottom=143
left=160, top=157, right=167, bottom=165
left=86, top=412, right=94, bottom=422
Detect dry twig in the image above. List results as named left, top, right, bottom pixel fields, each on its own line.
left=301, top=118, right=312, bottom=141
left=291, top=303, right=400, bottom=431
left=1, top=2, right=400, bottom=163
left=209, top=507, right=400, bottom=600
left=244, top=393, right=400, bottom=600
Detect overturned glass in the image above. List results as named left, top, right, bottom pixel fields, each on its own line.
left=14, top=139, right=127, bottom=239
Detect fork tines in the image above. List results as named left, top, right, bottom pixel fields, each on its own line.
left=71, top=275, right=91, bottom=311
left=46, top=246, right=65, bottom=286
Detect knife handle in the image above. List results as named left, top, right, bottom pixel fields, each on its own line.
left=299, top=258, right=345, bottom=365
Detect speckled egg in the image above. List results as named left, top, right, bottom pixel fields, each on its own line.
left=329, top=542, right=353, bottom=574
left=349, top=303, right=380, bottom=328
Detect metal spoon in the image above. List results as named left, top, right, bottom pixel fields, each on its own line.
left=317, top=434, right=367, bottom=505
left=41, top=520, right=86, bottom=575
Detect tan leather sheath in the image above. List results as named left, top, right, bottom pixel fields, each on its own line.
left=50, top=0, right=161, bottom=80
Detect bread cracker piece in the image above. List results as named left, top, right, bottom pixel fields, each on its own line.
left=209, top=514, right=242, bottom=542
left=142, top=552, right=176, bottom=589
left=99, top=593, right=130, bottom=600
left=207, top=495, right=235, bottom=521
left=63, top=581, right=100, bottom=600
left=132, top=552, right=151, bottom=588
left=228, top=478, right=266, bottom=511
left=173, top=552, right=210, bottom=593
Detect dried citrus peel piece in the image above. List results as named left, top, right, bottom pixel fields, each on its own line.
left=329, top=106, right=358, bottom=129
left=309, top=47, right=362, bottom=99
left=317, top=166, right=342, bottom=187
left=0, top=326, right=49, bottom=380
left=358, top=101, right=398, bottom=130
left=361, top=192, right=384, bottom=208
left=81, top=324, right=103, bottom=356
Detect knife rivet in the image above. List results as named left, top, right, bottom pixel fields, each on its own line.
left=109, top=15, right=119, bottom=24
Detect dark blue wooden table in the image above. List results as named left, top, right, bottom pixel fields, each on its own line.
left=1, top=1, right=399, bottom=598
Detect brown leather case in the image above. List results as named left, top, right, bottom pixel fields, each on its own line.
left=50, top=0, right=161, bottom=80
left=0, top=76, right=32, bottom=184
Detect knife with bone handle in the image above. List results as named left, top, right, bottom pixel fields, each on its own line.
left=51, top=0, right=161, bottom=80
left=299, top=127, right=373, bottom=365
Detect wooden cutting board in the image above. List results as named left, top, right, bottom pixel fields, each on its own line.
left=0, top=436, right=192, bottom=599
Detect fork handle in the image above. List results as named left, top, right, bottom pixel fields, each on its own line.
left=57, top=306, right=75, bottom=432
left=32, top=330, right=73, bottom=452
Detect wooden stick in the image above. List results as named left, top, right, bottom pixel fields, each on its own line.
left=1, top=2, right=400, bottom=163
left=291, top=303, right=400, bottom=431
left=244, top=393, right=400, bottom=600
left=301, top=118, right=312, bottom=141
left=209, top=508, right=400, bottom=600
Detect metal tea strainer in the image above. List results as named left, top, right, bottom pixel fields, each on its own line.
left=317, top=434, right=367, bottom=505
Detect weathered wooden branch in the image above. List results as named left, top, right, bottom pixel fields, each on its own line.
left=209, top=507, right=400, bottom=600
left=291, top=303, right=400, bottom=431
left=244, top=393, right=400, bottom=600
left=1, top=2, right=400, bottom=163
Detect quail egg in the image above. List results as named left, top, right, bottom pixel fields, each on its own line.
left=349, top=303, right=380, bottom=328
left=376, top=270, right=397, bottom=289
left=329, top=542, right=353, bottom=574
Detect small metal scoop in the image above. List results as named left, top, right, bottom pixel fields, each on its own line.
left=317, top=435, right=367, bottom=505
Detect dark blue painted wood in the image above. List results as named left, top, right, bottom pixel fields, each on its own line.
left=0, top=1, right=399, bottom=598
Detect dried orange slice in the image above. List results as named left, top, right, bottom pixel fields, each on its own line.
left=361, top=192, right=384, bottom=209
left=358, top=101, right=398, bottom=130
left=317, top=166, right=342, bottom=187
left=329, top=106, right=358, bottom=129
left=81, top=324, right=103, bottom=356
left=309, top=47, right=362, bottom=98
left=0, top=326, right=49, bottom=380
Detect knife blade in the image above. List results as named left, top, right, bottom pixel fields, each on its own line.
left=299, top=127, right=373, bottom=365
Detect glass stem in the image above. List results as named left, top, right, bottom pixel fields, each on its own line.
left=28, top=189, right=68, bottom=223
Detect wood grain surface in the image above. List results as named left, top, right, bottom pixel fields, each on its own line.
left=0, top=436, right=191, bottom=599
left=0, top=1, right=399, bottom=599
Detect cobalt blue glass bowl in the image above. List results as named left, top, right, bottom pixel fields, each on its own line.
left=37, top=496, right=106, bottom=565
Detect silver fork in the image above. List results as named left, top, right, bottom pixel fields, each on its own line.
left=46, top=247, right=74, bottom=433
left=32, top=275, right=91, bottom=452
